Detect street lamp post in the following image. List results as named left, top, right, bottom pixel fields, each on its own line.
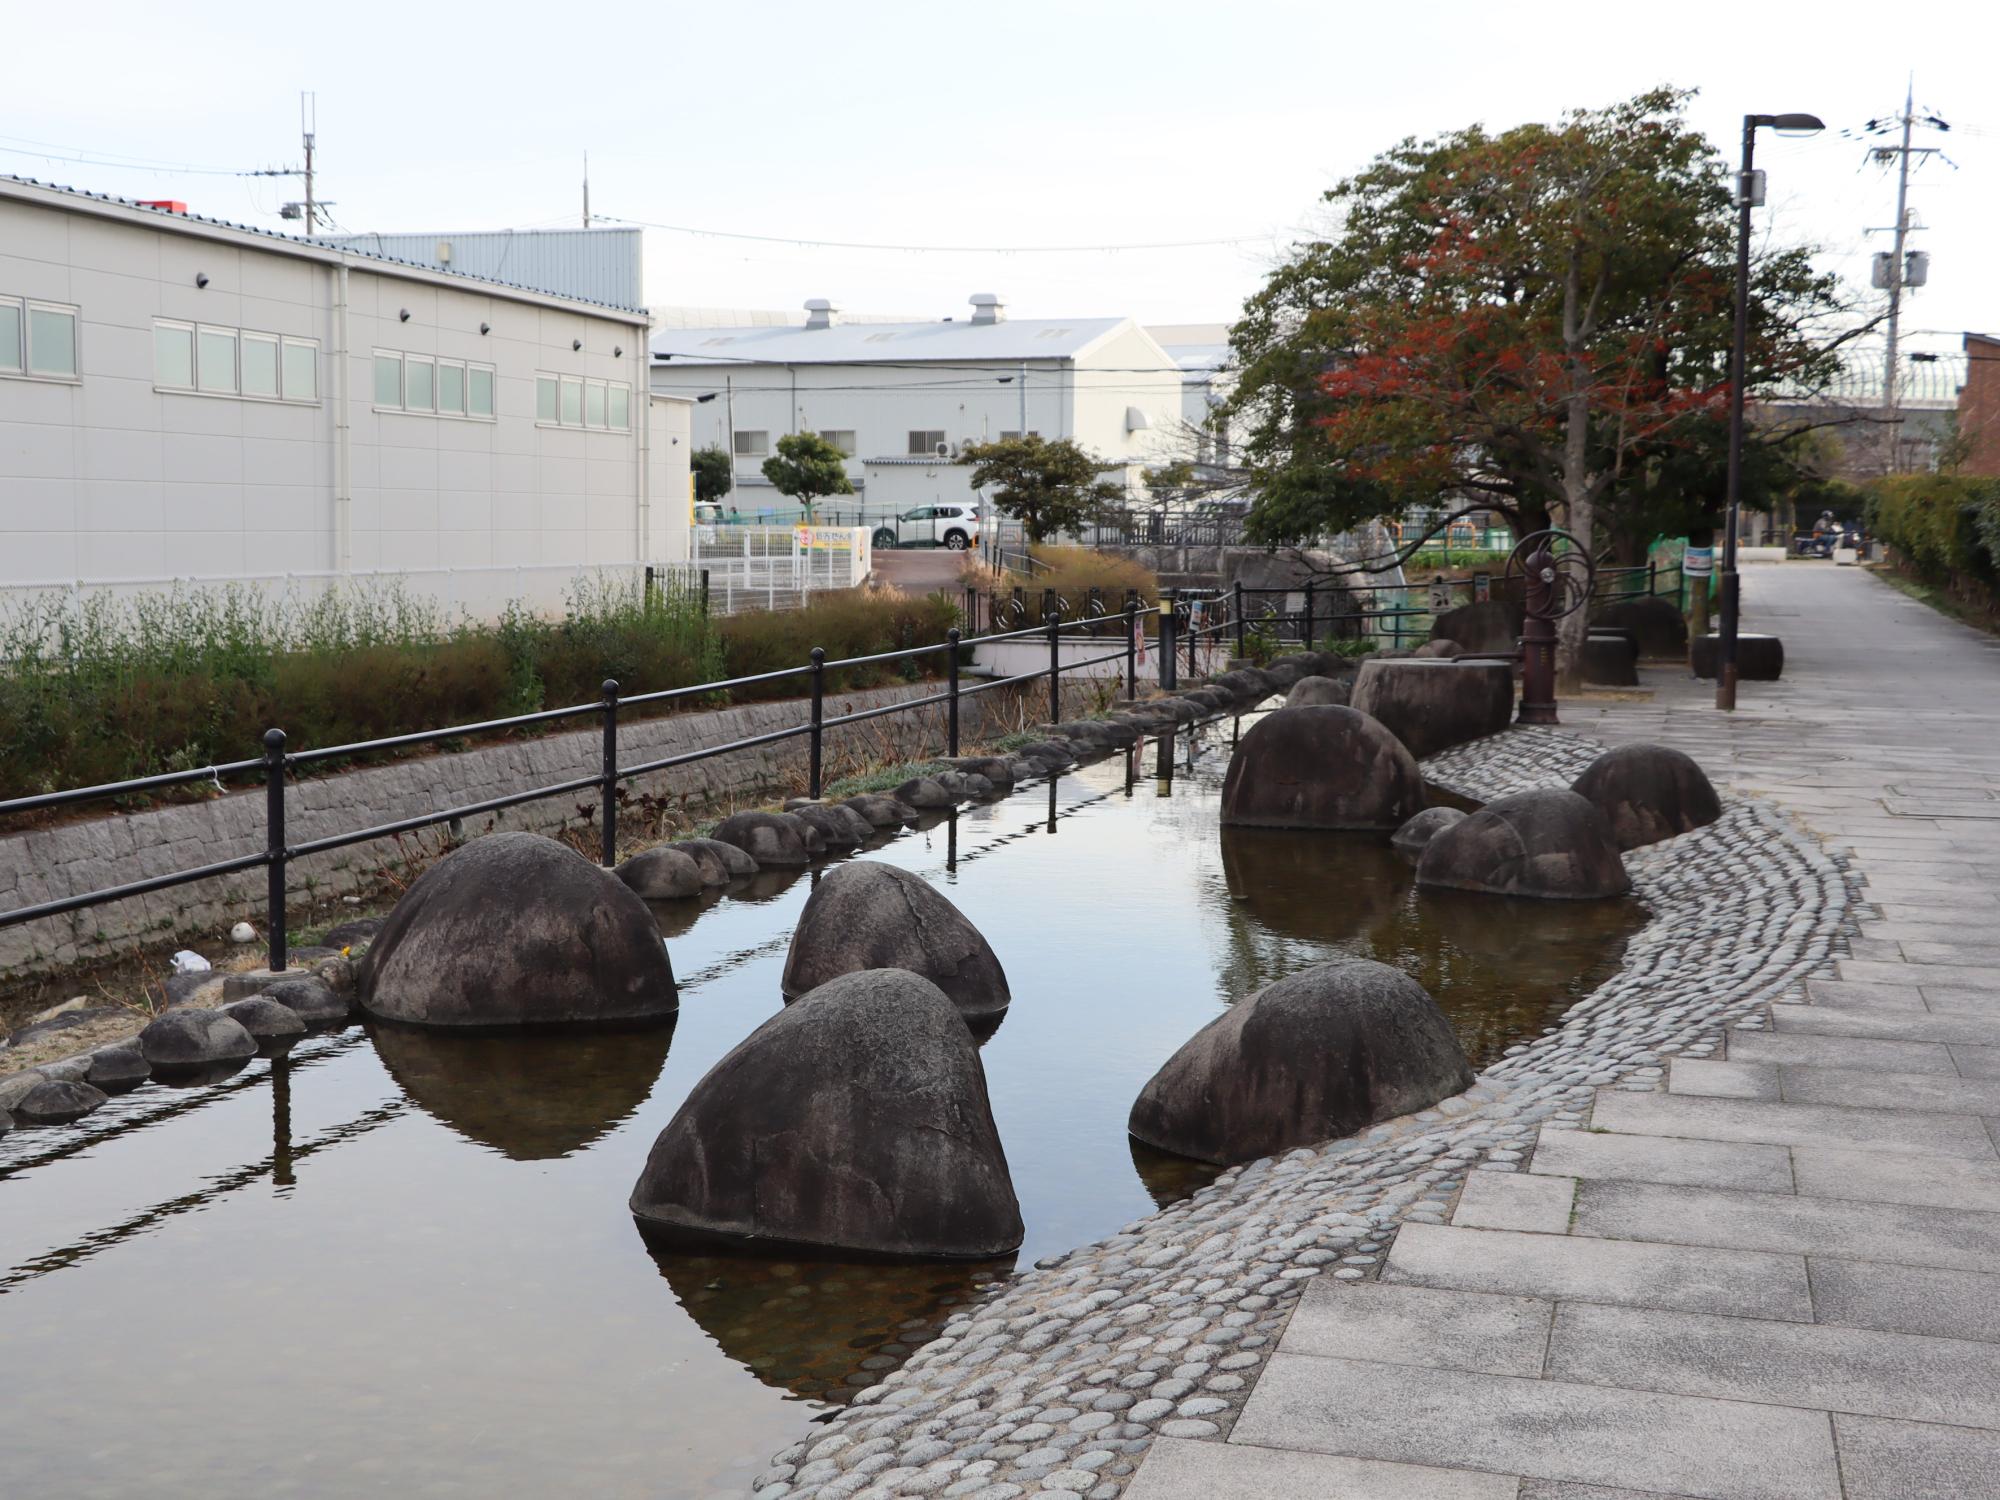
left=1717, top=110, right=1823, bottom=711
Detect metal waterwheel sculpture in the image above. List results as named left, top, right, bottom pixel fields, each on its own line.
left=1503, top=528, right=1598, bottom=622
left=1502, top=527, right=1598, bottom=725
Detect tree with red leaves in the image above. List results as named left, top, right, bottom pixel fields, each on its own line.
left=1229, top=89, right=1859, bottom=678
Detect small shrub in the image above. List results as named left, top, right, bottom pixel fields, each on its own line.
left=1016, top=546, right=1160, bottom=616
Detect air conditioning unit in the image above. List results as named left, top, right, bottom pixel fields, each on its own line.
left=936, top=441, right=951, bottom=458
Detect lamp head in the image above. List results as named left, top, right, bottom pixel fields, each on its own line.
left=1770, top=113, right=1825, bottom=137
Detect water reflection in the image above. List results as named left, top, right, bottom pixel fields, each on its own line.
left=651, top=1249, right=1012, bottom=1404
left=1129, top=1137, right=1224, bottom=1209
left=647, top=884, right=725, bottom=939
left=370, top=1020, right=676, bottom=1161
left=1214, top=824, right=1644, bottom=1069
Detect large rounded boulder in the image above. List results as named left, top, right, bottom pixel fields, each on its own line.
left=139, top=1007, right=258, bottom=1072
left=1285, top=674, right=1352, bottom=708
left=1220, top=706, right=1426, bottom=832
left=1128, top=958, right=1474, bottom=1165
left=1392, top=805, right=1467, bottom=856
left=1416, top=788, right=1631, bottom=900
left=674, top=838, right=758, bottom=883
left=615, top=847, right=706, bottom=900
left=1571, top=743, right=1723, bottom=850
left=361, top=832, right=677, bottom=1027
left=1431, top=599, right=1524, bottom=655
left=1350, top=659, right=1514, bottom=760
left=781, top=862, right=1009, bottom=1020
left=711, top=811, right=813, bottom=868
left=629, top=969, right=1023, bottom=1259
left=1591, top=596, right=1686, bottom=660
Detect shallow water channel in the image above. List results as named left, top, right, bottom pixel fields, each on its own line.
left=0, top=709, right=1642, bottom=1498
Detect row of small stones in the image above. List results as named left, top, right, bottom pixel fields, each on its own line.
left=745, top=726, right=1861, bottom=1500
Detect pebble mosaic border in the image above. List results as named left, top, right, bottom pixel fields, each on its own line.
left=745, top=725, right=1860, bottom=1500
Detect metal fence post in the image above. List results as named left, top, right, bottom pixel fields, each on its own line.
left=700, top=568, right=710, bottom=617
left=1187, top=597, right=1199, bottom=679
left=264, top=728, right=287, bottom=974
left=600, top=679, right=620, bottom=866
left=1303, top=580, right=1316, bottom=649
left=1233, top=580, right=1246, bottom=658
left=1124, top=599, right=1138, bottom=699
left=946, top=629, right=961, bottom=756
left=1047, top=611, right=1062, bottom=724
left=808, top=647, right=826, bottom=797
left=1161, top=606, right=1178, bottom=691
left=1648, top=558, right=1658, bottom=596
left=643, top=564, right=655, bottom=613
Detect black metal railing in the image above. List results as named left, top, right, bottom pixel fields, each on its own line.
left=0, top=606, right=1163, bottom=978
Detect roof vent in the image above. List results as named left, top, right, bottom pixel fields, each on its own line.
left=804, top=297, right=839, bottom=330
left=969, top=293, right=1005, bottom=325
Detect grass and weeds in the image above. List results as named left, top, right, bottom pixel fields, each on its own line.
left=0, top=575, right=963, bottom=814
left=1867, top=563, right=2000, bottom=636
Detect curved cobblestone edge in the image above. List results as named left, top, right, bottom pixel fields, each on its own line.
left=745, top=725, right=1863, bottom=1500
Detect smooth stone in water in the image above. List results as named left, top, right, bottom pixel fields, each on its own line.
left=781, top=862, right=1009, bottom=1020
left=843, top=793, right=920, bottom=829
left=894, top=777, right=956, bottom=811
left=630, top=969, right=1023, bottom=1258
left=361, top=832, right=678, bottom=1027
left=219, top=996, right=307, bottom=1051
left=615, top=847, right=707, bottom=900
left=1349, top=658, right=1514, bottom=760
left=1129, top=958, right=1474, bottom=1165
left=1571, top=742, right=1723, bottom=850
left=711, top=811, right=814, bottom=868
left=139, top=1007, right=258, bottom=1071
left=262, top=975, right=352, bottom=1027
left=85, top=1039, right=152, bottom=1092
left=674, top=837, right=759, bottom=882
left=1220, top=706, right=1425, bottom=832
left=13, top=1078, right=109, bottom=1125
left=1416, top=786, right=1630, bottom=899
left=319, top=917, right=383, bottom=950
left=1391, top=805, right=1467, bottom=856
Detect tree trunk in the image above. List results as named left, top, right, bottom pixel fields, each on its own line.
left=1555, top=255, right=1596, bottom=695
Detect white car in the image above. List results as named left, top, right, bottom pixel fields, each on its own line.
left=872, top=503, right=981, bottom=551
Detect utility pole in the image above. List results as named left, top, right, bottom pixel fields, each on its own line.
left=1018, top=361, right=1028, bottom=437
left=1882, top=79, right=1913, bottom=466
left=582, top=152, right=590, bottom=228
left=1861, top=77, right=1946, bottom=474
left=725, top=374, right=736, bottom=477
left=302, top=92, right=316, bottom=234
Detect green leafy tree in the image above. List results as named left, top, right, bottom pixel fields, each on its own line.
left=761, top=432, right=855, bottom=518
left=1226, top=88, right=1859, bottom=677
left=961, top=435, right=1123, bottom=544
left=692, top=445, right=734, bottom=504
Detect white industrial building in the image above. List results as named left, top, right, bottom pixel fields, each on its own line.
left=649, top=295, right=1186, bottom=518
left=0, top=178, right=691, bottom=615
left=1148, top=323, right=1236, bottom=464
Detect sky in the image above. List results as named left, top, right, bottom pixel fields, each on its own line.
left=6, top=0, right=1993, bottom=370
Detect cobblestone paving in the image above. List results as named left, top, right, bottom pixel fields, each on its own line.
left=748, top=720, right=1857, bottom=1500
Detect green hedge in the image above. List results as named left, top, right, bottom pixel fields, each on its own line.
left=0, top=577, right=960, bottom=807
left=1866, top=474, right=2000, bottom=592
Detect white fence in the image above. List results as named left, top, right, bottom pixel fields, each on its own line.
left=690, top=526, right=871, bottom=614
left=0, top=561, right=709, bottom=625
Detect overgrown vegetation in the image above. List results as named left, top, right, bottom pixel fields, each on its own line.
left=1865, top=473, right=2000, bottom=625
left=0, top=575, right=962, bottom=806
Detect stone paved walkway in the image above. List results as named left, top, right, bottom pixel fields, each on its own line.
left=1128, top=563, right=2000, bottom=1500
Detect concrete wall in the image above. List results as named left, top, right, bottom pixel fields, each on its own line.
left=0, top=182, right=658, bottom=615
left=0, top=675, right=1108, bottom=978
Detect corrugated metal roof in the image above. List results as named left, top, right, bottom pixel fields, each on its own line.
left=1766, top=351, right=1967, bottom=410
left=322, top=228, right=642, bottom=311
left=0, top=174, right=647, bottom=316
left=652, top=316, right=1130, bottom=366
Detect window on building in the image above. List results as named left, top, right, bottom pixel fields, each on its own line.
left=560, top=376, right=583, bottom=427
left=283, top=338, right=317, bottom=402
left=536, top=374, right=559, bottom=423
left=609, top=383, right=630, bottom=431
left=998, top=430, right=1041, bottom=442
left=819, top=429, right=856, bottom=456
left=908, top=429, right=946, bottom=456
left=241, top=333, right=280, bottom=398
left=154, top=321, right=195, bottom=388
left=26, top=302, right=77, bottom=378
left=585, top=379, right=607, bottom=429
left=375, top=352, right=402, bottom=408
left=734, top=429, right=769, bottom=458
left=197, top=327, right=237, bottom=394
left=405, top=356, right=434, bottom=412
left=437, top=360, right=466, bottom=416
left=0, top=299, right=19, bottom=372
left=471, top=365, right=495, bottom=418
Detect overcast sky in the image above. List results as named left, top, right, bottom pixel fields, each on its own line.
left=8, top=0, right=1990, bottom=368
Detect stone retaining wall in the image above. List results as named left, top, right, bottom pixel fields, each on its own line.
left=0, top=675, right=1109, bottom=978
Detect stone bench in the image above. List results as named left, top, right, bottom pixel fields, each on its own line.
left=1690, top=632, right=1785, bottom=681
